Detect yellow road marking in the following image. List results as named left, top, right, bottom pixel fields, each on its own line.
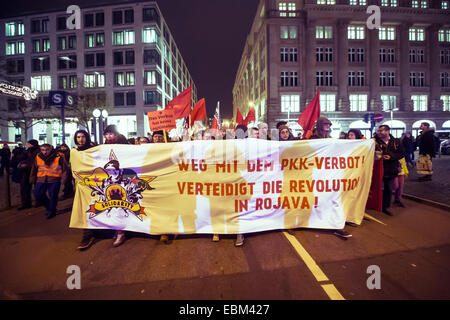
left=364, top=213, right=387, bottom=226
left=282, top=231, right=345, bottom=300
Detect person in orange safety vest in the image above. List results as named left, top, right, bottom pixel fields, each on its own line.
left=30, top=144, right=68, bottom=219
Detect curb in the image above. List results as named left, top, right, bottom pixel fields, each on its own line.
left=403, top=193, right=450, bottom=212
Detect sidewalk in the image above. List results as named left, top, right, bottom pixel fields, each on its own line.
left=403, top=153, right=450, bottom=206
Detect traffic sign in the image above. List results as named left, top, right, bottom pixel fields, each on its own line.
left=373, top=113, right=384, bottom=123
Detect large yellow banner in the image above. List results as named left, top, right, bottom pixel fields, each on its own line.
left=70, top=138, right=374, bottom=234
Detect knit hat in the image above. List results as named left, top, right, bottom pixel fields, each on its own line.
left=27, top=139, right=39, bottom=147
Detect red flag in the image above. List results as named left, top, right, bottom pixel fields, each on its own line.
left=244, top=107, right=255, bottom=124
left=166, top=85, right=191, bottom=119
left=298, top=89, right=321, bottom=139
left=211, top=117, right=219, bottom=129
left=190, top=98, right=207, bottom=126
left=236, top=108, right=246, bottom=126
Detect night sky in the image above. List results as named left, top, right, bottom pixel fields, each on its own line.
left=0, top=0, right=260, bottom=118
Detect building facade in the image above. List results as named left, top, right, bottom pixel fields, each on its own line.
left=233, top=0, right=450, bottom=138
left=0, top=0, right=197, bottom=145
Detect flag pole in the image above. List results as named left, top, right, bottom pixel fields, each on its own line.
left=163, top=130, right=168, bottom=143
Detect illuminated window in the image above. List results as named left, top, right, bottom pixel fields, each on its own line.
left=31, top=75, right=51, bottom=91
left=320, top=94, right=336, bottom=112
left=381, top=0, right=398, bottom=6
left=317, top=0, right=335, bottom=4
left=349, top=0, right=366, bottom=5
left=281, top=26, right=298, bottom=39
left=281, top=94, right=300, bottom=112
left=316, top=26, right=333, bottom=39
left=438, top=29, right=450, bottom=42
left=5, top=22, right=25, bottom=36
left=6, top=41, right=25, bottom=55
left=412, top=0, right=427, bottom=8
left=142, top=27, right=159, bottom=43
left=379, top=27, right=395, bottom=40
left=113, top=30, right=134, bottom=45
left=411, top=95, right=427, bottom=111
left=349, top=94, right=367, bottom=111
left=442, top=1, right=449, bottom=9
left=348, top=26, right=365, bottom=40
left=381, top=95, right=396, bottom=111
left=441, top=95, right=450, bottom=111
left=409, top=28, right=425, bottom=41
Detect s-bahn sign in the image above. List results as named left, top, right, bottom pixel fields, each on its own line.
left=0, top=82, right=38, bottom=100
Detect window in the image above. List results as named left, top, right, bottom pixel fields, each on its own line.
left=348, top=48, right=364, bottom=62
left=58, top=35, right=76, bottom=50
left=380, top=48, right=395, bottom=63
left=31, top=19, right=49, bottom=34
left=125, top=50, right=135, bottom=64
left=316, top=71, right=333, bottom=86
left=281, top=71, right=298, bottom=87
left=317, top=0, right=336, bottom=4
left=441, top=49, right=450, bottom=64
left=381, top=0, right=398, bottom=6
left=5, top=21, right=25, bottom=36
left=316, top=26, right=333, bottom=39
left=379, top=27, right=395, bottom=40
left=144, top=70, right=161, bottom=86
left=320, top=94, right=336, bottom=112
left=31, top=57, right=50, bottom=71
left=69, top=75, right=77, bottom=88
left=112, top=30, right=135, bottom=45
left=31, top=75, right=51, bottom=91
left=144, top=91, right=162, bottom=105
left=58, top=55, right=76, bottom=69
left=124, top=9, right=134, bottom=24
left=84, top=14, right=94, bottom=28
left=349, top=94, right=367, bottom=111
left=441, top=95, right=450, bottom=111
left=409, top=49, right=425, bottom=63
left=58, top=76, right=68, bottom=89
left=411, top=95, right=428, bottom=111
left=440, top=72, right=450, bottom=87
left=409, top=28, right=425, bottom=41
left=142, top=27, right=159, bottom=44
left=411, top=0, right=428, bottom=8
left=410, top=72, right=425, bottom=87
left=84, top=73, right=105, bottom=88
left=380, top=71, right=395, bottom=86
left=114, top=92, right=125, bottom=106
left=316, top=47, right=333, bottom=62
left=57, top=17, right=67, bottom=31
left=6, top=41, right=25, bottom=55
left=143, top=7, right=160, bottom=24
left=6, top=59, right=24, bottom=74
left=84, top=52, right=104, bottom=67
left=349, top=0, right=367, bottom=5
left=114, top=71, right=135, bottom=86
left=113, top=11, right=123, bottom=24
left=143, top=49, right=161, bottom=65
left=348, top=26, right=365, bottom=40
left=281, top=94, right=300, bottom=112
left=348, top=71, right=365, bottom=86
left=438, top=29, right=450, bottom=42
left=280, top=26, right=298, bottom=39
left=381, top=95, right=397, bottom=111
left=281, top=48, right=289, bottom=62
left=442, top=1, right=449, bottom=9
left=96, top=12, right=105, bottom=26
left=278, top=2, right=296, bottom=17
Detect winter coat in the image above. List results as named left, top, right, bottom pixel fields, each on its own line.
left=375, top=134, right=405, bottom=179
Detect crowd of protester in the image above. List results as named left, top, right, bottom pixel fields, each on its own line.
left=0, top=119, right=439, bottom=250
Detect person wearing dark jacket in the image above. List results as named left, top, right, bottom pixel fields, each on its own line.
left=0, top=144, right=11, bottom=176
left=30, top=144, right=68, bottom=219
left=416, top=122, right=436, bottom=181
left=401, top=132, right=415, bottom=167
left=375, top=125, right=405, bottom=216
left=58, top=143, right=74, bottom=199
left=74, top=130, right=99, bottom=250
left=308, top=116, right=352, bottom=239
left=15, top=140, right=40, bottom=210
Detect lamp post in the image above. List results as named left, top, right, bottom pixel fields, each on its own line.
left=92, top=109, right=108, bottom=144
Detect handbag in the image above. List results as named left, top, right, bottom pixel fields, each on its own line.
left=416, top=154, right=433, bottom=175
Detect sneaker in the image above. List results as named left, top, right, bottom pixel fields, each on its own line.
left=212, top=234, right=220, bottom=242
left=113, top=232, right=126, bottom=247
left=77, top=237, right=94, bottom=250
left=235, top=234, right=245, bottom=247
left=334, top=229, right=352, bottom=239
left=160, top=234, right=169, bottom=243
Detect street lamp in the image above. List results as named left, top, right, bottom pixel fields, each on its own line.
left=92, top=108, right=108, bottom=144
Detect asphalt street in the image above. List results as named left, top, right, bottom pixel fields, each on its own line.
left=0, top=192, right=449, bottom=301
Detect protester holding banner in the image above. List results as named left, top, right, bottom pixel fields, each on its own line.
left=74, top=130, right=100, bottom=250
left=309, top=117, right=352, bottom=239
left=347, top=129, right=363, bottom=140
left=29, top=144, right=68, bottom=219
left=375, top=125, right=405, bottom=216
left=103, top=125, right=129, bottom=247
left=278, top=125, right=295, bottom=141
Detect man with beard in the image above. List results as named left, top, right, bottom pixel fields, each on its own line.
left=30, top=144, right=68, bottom=219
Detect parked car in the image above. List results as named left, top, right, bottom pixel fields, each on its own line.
left=441, top=139, right=450, bottom=155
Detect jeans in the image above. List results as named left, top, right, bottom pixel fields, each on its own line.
left=34, top=182, right=61, bottom=216
left=382, top=177, right=395, bottom=210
